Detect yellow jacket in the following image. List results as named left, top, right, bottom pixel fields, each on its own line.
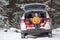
left=32, top=16, right=40, bottom=24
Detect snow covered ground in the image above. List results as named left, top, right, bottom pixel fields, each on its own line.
left=0, top=28, right=60, bottom=40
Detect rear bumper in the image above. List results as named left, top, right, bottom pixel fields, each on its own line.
left=21, top=29, right=52, bottom=34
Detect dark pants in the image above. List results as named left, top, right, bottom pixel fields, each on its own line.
left=34, top=24, right=40, bottom=30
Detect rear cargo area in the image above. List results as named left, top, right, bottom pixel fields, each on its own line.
left=25, top=11, right=47, bottom=29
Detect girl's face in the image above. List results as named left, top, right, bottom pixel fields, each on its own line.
left=35, top=13, right=38, bottom=17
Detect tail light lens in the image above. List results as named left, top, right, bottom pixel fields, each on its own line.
left=47, top=18, right=50, bottom=22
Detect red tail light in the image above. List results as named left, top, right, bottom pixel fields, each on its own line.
left=47, top=18, right=50, bottom=22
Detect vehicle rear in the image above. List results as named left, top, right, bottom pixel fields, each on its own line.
left=20, top=11, right=52, bottom=38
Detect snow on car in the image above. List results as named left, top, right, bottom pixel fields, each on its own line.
left=20, top=3, right=52, bottom=38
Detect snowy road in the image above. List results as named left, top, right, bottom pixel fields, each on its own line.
left=0, top=28, right=60, bottom=40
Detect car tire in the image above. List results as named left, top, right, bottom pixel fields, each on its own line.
left=21, top=33, right=25, bottom=38
left=48, top=32, right=52, bottom=38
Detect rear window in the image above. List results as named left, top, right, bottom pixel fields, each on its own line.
left=25, top=11, right=46, bottom=18
left=25, top=5, right=46, bottom=11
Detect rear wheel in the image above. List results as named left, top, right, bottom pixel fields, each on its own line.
left=21, top=33, right=28, bottom=38
left=21, top=33, right=25, bottom=38
left=48, top=32, right=52, bottom=38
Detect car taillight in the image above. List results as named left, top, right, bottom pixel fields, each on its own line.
left=21, top=19, right=25, bottom=23
left=47, top=18, right=50, bottom=22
